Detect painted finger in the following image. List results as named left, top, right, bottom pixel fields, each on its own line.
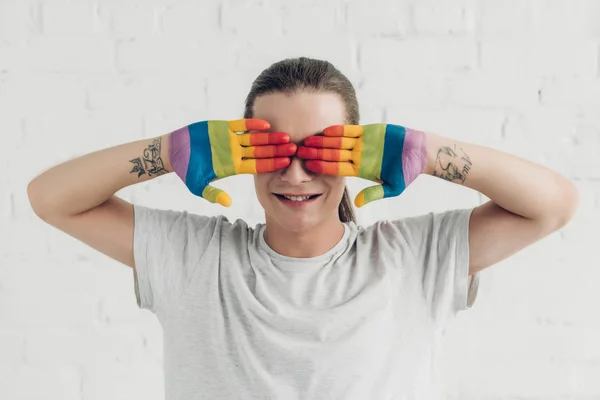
left=354, top=185, right=384, bottom=208
left=304, top=160, right=357, bottom=176
left=228, top=118, right=270, bottom=133
left=202, top=185, right=232, bottom=207
left=238, top=157, right=291, bottom=174
left=238, top=132, right=290, bottom=146
left=323, top=125, right=364, bottom=137
left=297, top=146, right=353, bottom=161
left=242, top=143, right=297, bottom=158
left=302, top=136, right=356, bottom=149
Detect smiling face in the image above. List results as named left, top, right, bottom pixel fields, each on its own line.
left=252, top=90, right=347, bottom=233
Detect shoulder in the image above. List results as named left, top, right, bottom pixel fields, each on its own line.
left=132, top=204, right=243, bottom=238
left=357, top=208, right=473, bottom=245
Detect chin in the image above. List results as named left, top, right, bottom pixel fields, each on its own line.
left=263, top=200, right=331, bottom=234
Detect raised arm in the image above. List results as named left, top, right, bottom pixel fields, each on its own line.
left=27, top=134, right=173, bottom=268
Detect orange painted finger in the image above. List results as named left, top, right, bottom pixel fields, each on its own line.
left=304, top=160, right=357, bottom=176
left=242, top=143, right=297, bottom=158
left=303, top=136, right=356, bottom=149
left=238, top=157, right=291, bottom=174
left=238, top=132, right=290, bottom=146
left=229, top=118, right=270, bottom=133
left=323, top=125, right=364, bottom=138
left=297, top=146, right=352, bottom=161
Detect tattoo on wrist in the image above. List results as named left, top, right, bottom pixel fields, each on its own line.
left=129, top=137, right=167, bottom=178
left=432, top=144, right=472, bottom=184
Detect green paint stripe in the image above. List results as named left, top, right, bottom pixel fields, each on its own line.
left=364, top=185, right=384, bottom=204
left=207, top=121, right=236, bottom=178
left=358, top=124, right=385, bottom=179
left=202, top=186, right=221, bottom=203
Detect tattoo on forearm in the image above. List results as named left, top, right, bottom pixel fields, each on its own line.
left=129, top=137, right=167, bottom=178
left=432, top=144, right=472, bottom=184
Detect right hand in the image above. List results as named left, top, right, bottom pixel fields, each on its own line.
left=169, top=119, right=296, bottom=207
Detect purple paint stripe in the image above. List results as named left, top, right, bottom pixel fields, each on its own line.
left=402, top=128, right=427, bottom=187
left=169, top=126, right=191, bottom=182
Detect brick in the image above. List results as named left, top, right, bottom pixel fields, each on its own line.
left=24, top=326, right=150, bottom=367
left=0, top=0, right=40, bottom=44
left=442, top=73, right=539, bottom=109
left=205, top=71, right=261, bottom=116
left=98, top=2, right=159, bottom=38
left=501, top=109, right=576, bottom=146
left=0, top=330, right=25, bottom=366
left=0, top=72, right=87, bottom=116
left=142, top=107, right=211, bottom=140
left=0, top=365, right=81, bottom=400
left=24, top=36, right=116, bottom=73
left=344, top=1, right=411, bottom=36
left=539, top=77, right=600, bottom=112
left=480, top=39, right=598, bottom=77
left=359, top=38, right=477, bottom=74
left=221, top=2, right=283, bottom=39
left=0, top=266, right=98, bottom=329
left=281, top=4, right=341, bottom=36
left=41, top=1, right=98, bottom=36
left=382, top=105, right=505, bottom=145
left=82, top=362, right=163, bottom=400
left=158, top=1, right=220, bottom=38
left=533, top=0, right=600, bottom=39
left=412, top=2, right=472, bottom=35
left=544, top=140, right=600, bottom=180
left=359, top=72, right=445, bottom=109
left=116, top=37, right=237, bottom=75
left=236, top=34, right=356, bottom=75
left=86, top=73, right=207, bottom=113
left=474, top=0, right=535, bottom=37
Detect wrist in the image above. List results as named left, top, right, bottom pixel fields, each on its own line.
left=162, top=133, right=174, bottom=173
left=422, top=131, right=439, bottom=176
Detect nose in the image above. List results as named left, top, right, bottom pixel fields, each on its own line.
left=279, top=156, right=314, bottom=185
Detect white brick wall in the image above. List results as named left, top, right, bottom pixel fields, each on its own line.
left=2, top=0, right=599, bottom=398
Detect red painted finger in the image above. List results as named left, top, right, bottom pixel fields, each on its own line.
left=297, top=146, right=352, bottom=161
left=243, top=118, right=271, bottom=132
left=255, top=157, right=291, bottom=173
left=244, top=143, right=297, bottom=158
left=303, top=136, right=356, bottom=149
left=229, top=119, right=270, bottom=133
left=238, top=132, right=290, bottom=146
left=323, top=125, right=363, bottom=137
left=304, top=160, right=357, bottom=176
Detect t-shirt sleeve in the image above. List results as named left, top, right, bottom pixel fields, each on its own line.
left=390, top=208, right=479, bottom=318
left=132, top=204, right=221, bottom=315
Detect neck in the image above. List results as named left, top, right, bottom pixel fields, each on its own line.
left=263, top=216, right=346, bottom=258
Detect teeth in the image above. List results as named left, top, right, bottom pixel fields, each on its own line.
left=283, top=195, right=311, bottom=201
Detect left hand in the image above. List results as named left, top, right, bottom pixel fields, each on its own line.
left=297, top=123, right=429, bottom=207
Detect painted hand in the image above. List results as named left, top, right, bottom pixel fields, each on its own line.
left=297, top=123, right=428, bottom=207
left=169, top=119, right=296, bottom=206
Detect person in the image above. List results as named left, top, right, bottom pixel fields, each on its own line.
left=27, top=57, right=579, bottom=400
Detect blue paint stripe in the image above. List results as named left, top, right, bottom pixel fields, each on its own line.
left=187, top=121, right=216, bottom=197
left=381, top=124, right=406, bottom=197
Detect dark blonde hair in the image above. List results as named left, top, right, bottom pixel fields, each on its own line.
left=243, top=57, right=358, bottom=223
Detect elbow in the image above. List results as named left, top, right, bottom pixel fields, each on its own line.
left=27, top=180, right=51, bottom=221
left=561, top=184, right=580, bottom=224
left=551, top=184, right=580, bottom=229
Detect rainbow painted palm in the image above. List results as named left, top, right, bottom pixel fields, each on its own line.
left=170, top=119, right=295, bottom=207
left=298, top=123, right=428, bottom=207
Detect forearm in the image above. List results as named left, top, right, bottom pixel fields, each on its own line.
left=423, top=132, right=579, bottom=223
left=28, top=134, right=173, bottom=218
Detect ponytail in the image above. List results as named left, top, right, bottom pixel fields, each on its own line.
left=338, top=186, right=356, bottom=223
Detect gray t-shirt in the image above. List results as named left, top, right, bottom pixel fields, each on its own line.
left=133, top=204, right=479, bottom=400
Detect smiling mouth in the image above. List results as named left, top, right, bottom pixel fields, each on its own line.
left=273, top=193, right=322, bottom=201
